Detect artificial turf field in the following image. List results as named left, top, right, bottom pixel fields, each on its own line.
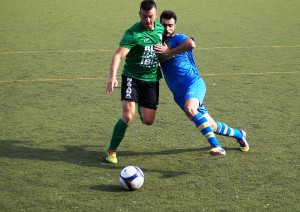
left=0, top=0, right=299, bottom=211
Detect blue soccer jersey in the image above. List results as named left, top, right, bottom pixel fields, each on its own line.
left=160, top=34, right=207, bottom=111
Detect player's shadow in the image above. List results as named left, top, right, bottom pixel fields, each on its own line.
left=89, top=184, right=125, bottom=192
left=0, top=140, right=211, bottom=165
left=1, top=140, right=240, bottom=192
left=0, top=140, right=212, bottom=178
left=0, top=140, right=101, bottom=167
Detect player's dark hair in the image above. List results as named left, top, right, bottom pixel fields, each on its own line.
left=160, top=10, right=177, bottom=23
left=140, top=0, right=157, bottom=12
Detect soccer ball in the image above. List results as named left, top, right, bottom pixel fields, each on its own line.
left=119, top=166, right=144, bottom=190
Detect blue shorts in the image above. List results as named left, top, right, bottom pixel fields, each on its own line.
left=173, top=77, right=208, bottom=115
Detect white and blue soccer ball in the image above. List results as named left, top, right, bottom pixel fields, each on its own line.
left=119, top=166, right=144, bottom=190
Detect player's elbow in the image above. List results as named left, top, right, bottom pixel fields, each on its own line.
left=192, top=42, right=196, bottom=49
left=189, top=39, right=196, bottom=49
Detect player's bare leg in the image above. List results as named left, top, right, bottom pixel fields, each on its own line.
left=138, top=106, right=156, bottom=125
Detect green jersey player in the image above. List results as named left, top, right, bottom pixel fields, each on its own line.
left=104, top=0, right=164, bottom=164
left=120, top=22, right=163, bottom=81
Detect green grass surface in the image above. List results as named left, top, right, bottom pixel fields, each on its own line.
left=1, top=0, right=299, bottom=211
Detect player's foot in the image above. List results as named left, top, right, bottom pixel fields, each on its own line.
left=106, top=150, right=118, bottom=164
left=210, top=146, right=226, bottom=156
left=237, top=129, right=249, bottom=152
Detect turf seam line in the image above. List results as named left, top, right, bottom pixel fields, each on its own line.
left=0, top=45, right=299, bottom=55
left=198, top=45, right=300, bottom=50
left=0, top=71, right=297, bottom=84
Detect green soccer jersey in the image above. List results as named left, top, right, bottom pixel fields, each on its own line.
left=119, top=21, right=164, bottom=82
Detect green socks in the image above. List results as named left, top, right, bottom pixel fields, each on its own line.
left=138, top=105, right=144, bottom=123
left=108, top=118, right=128, bottom=150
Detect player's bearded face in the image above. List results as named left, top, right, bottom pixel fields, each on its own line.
left=161, top=18, right=176, bottom=38
left=139, top=8, right=157, bottom=30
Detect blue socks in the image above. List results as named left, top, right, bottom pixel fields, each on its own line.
left=192, top=113, right=221, bottom=147
left=216, top=121, right=242, bottom=139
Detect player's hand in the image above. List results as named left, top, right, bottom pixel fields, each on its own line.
left=154, top=43, right=169, bottom=55
left=155, top=43, right=172, bottom=62
left=106, top=78, right=118, bottom=94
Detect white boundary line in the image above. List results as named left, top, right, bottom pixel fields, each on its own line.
left=0, top=71, right=297, bottom=84
left=0, top=45, right=299, bottom=55
left=0, top=45, right=298, bottom=84
left=198, top=45, right=300, bottom=50
left=0, top=49, right=113, bottom=55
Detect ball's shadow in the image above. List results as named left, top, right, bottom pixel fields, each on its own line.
left=89, top=184, right=126, bottom=192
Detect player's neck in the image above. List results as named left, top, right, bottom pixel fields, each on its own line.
left=163, top=34, right=175, bottom=42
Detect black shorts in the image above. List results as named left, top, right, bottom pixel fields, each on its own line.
left=121, top=75, right=159, bottom=110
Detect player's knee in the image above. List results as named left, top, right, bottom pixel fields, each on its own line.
left=122, top=114, right=134, bottom=124
left=140, top=108, right=156, bottom=125
left=142, top=118, right=154, bottom=125
left=184, top=105, right=198, bottom=118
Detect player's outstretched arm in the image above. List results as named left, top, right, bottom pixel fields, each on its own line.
left=106, top=46, right=130, bottom=94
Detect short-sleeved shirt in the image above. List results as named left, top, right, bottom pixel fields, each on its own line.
left=120, top=21, right=164, bottom=82
left=160, top=34, right=202, bottom=95
left=160, top=34, right=207, bottom=112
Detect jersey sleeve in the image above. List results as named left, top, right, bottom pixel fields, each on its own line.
left=175, top=34, right=190, bottom=46
left=119, top=29, right=137, bottom=50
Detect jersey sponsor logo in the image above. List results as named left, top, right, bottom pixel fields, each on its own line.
left=126, top=78, right=133, bottom=99
left=140, top=46, right=159, bottom=68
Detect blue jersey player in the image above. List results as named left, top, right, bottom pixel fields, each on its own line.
left=154, top=10, right=249, bottom=156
